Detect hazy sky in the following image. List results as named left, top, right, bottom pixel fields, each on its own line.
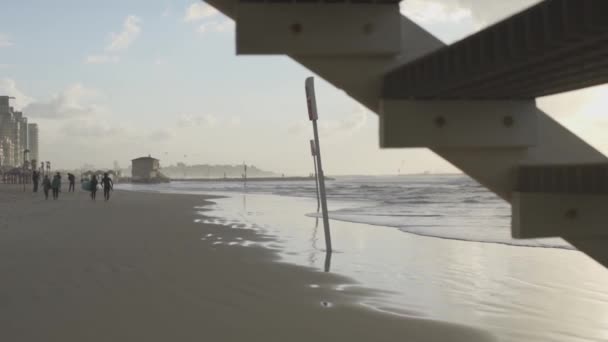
left=1, top=0, right=607, bottom=175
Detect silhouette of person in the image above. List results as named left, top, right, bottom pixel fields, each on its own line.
left=32, top=171, right=40, bottom=193
left=90, top=175, right=99, bottom=200
left=101, top=173, right=113, bottom=201
left=68, top=173, right=75, bottom=192
left=42, top=175, right=51, bottom=200
left=51, top=172, right=61, bottom=200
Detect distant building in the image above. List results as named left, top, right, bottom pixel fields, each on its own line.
left=0, top=96, right=39, bottom=168
left=131, top=156, right=165, bottom=182
left=0, top=137, right=13, bottom=167
left=27, top=123, right=39, bottom=162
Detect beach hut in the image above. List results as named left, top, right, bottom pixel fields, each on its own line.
left=131, top=156, right=167, bottom=183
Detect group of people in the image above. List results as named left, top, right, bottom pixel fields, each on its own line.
left=86, top=174, right=114, bottom=201
left=31, top=171, right=114, bottom=201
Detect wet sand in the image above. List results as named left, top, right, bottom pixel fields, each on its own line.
left=0, top=185, right=494, bottom=341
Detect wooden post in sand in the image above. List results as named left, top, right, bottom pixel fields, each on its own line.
left=310, top=140, right=321, bottom=212
left=305, top=77, right=332, bottom=254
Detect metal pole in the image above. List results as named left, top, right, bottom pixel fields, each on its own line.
left=310, top=140, right=320, bottom=212
left=305, top=77, right=332, bottom=253
left=243, top=163, right=247, bottom=191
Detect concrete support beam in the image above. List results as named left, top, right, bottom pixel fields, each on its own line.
left=236, top=3, right=402, bottom=56
left=513, top=192, right=608, bottom=238
left=380, top=100, right=538, bottom=148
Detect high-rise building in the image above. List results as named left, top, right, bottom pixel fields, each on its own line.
left=0, top=95, right=39, bottom=168
left=27, top=123, right=39, bottom=162
left=13, top=111, right=23, bottom=166
left=1, top=137, right=14, bottom=168
left=19, top=114, right=28, bottom=157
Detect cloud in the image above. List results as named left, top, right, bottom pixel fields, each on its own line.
left=85, top=55, right=120, bottom=64
left=177, top=114, right=218, bottom=127
left=400, top=0, right=472, bottom=25
left=0, top=33, right=12, bottom=48
left=197, top=19, right=234, bottom=34
left=538, top=85, right=608, bottom=119
left=0, top=78, right=34, bottom=109
left=161, top=5, right=171, bottom=18
left=287, top=105, right=368, bottom=137
left=24, top=84, right=103, bottom=119
left=229, top=116, right=241, bottom=126
left=184, top=3, right=218, bottom=22
left=148, top=128, right=174, bottom=141
left=106, top=15, right=142, bottom=52
left=60, top=118, right=125, bottom=138
left=320, top=105, right=368, bottom=135
left=401, top=0, right=540, bottom=27
left=84, top=15, right=141, bottom=65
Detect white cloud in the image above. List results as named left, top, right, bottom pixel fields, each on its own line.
left=401, top=0, right=540, bottom=27
left=85, top=15, right=141, bottom=65
left=229, top=116, right=241, bottom=126
left=24, top=84, right=103, bottom=119
left=0, top=78, right=34, bottom=109
left=0, top=33, right=12, bottom=48
left=61, top=118, right=124, bottom=138
left=184, top=3, right=218, bottom=22
left=85, top=55, right=120, bottom=64
left=400, top=0, right=472, bottom=25
left=106, top=15, right=142, bottom=52
left=177, top=114, right=219, bottom=127
left=161, top=5, right=171, bottom=18
left=538, top=85, right=608, bottom=119
left=287, top=105, right=368, bottom=137
left=148, top=128, right=174, bottom=141
left=197, top=19, right=234, bottom=34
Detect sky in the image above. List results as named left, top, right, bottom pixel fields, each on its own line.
left=1, top=0, right=607, bottom=175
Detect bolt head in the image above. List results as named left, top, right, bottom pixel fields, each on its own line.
left=434, top=116, right=446, bottom=128
left=290, top=23, right=303, bottom=35
left=564, top=208, right=578, bottom=220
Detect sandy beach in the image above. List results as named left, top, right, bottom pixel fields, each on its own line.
left=0, top=185, right=494, bottom=342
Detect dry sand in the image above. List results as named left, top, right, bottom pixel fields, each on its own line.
left=0, top=185, right=495, bottom=341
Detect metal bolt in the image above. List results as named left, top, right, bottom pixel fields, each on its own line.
left=290, top=23, right=303, bottom=35
left=503, top=116, right=514, bottom=127
left=363, top=23, right=374, bottom=35
left=434, top=116, right=446, bottom=128
left=564, top=208, right=578, bottom=220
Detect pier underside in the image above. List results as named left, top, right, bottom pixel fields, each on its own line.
left=204, top=0, right=608, bottom=268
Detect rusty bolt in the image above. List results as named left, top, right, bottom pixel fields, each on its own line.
left=564, top=208, right=578, bottom=220
left=290, top=23, right=303, bottom=35
left=434, top=116, right=446, bottom=128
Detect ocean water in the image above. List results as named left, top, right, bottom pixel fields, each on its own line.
left=122, top=175, right=570, bottom=249
left=118, top=175, right=608, bottom=341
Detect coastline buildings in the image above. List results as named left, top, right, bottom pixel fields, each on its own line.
left=0, top=96, right=39, bottom=168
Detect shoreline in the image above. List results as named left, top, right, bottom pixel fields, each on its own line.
left=0, top=185, right=493, bottom=341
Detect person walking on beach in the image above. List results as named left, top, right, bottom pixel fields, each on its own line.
left=68, top=173, right=76, bottom=192
left=51, top=172, right=61, bottom=200
left=32, top=171, right=40, bottom=193
left=42, top=175, right=51, bottom=200
left=101, top=173, right=113, bottom=201
left=90, top=175, right=99, bottom=200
